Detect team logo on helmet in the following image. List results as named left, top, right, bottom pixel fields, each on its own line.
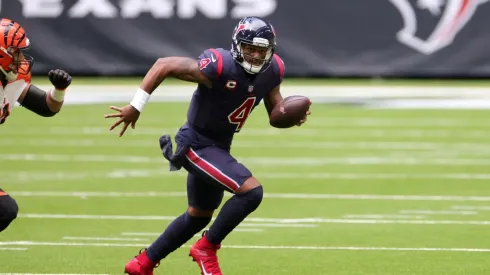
left=390, top=0, right=489, bottom=54
left=233, top=23, right=246, bottom=39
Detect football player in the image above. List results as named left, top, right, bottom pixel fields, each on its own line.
left=0, top=18, right=72, bottom=233
left=105, top=16, right=311, bottom=275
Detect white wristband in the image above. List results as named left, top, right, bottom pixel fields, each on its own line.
left=50, top=88, right=65, bottom=102
left=130, top=88, right=151, bottom=112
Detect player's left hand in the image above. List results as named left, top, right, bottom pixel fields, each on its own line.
left=48, top=69, right=72, bottom=90
left=296, top=99, right=312, bottom=126
left=104, top=104, right=140, bottom=137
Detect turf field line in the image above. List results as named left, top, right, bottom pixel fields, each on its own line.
left=1, top=241, right=490, bottom=253
left=3, top=154, right=490, bottom=166
left=121, top=232, right=162, bottom=236
left=8, top=127, right=490, bottom=138
left=304, top=118, right=490, bottom=127
left=44, top=127, right=490, bottom=139
left=120, top=223, right=315, bottom=229
left=0, top=248, right=28, bottom=251
left=45, top=117, right=490, bottom=126
left=193, top=228, right=264, bottom=237
left=9, top=113, right=490, bottom=126
left=233, top=223, right=317, bottom=228
left=4, top=139, right=490, bottom=152
left=399, top=210, right=478, bottom=215
left=452, top=206, right=490, bottom=211
left=62, top=237, right=149, bottom=241
left=11, top=192, right=490, bottom=201
left=343, top=214, right=426, bottom=219
left=6, top=171, right=490, bottom=182
left=105, top=171, right=490, bottom=180
left=17, top=214, right=490, bottom=225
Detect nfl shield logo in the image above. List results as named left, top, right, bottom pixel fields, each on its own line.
left=248, top=85, right=254, bottom=93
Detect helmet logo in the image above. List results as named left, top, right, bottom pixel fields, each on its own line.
left=234, top=23, right=246, bottom=39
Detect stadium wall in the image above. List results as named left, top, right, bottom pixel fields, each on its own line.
left=2, top=0, right=490, bottom=78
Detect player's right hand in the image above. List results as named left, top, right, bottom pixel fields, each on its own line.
left=104, top=104, right=140, bottom=137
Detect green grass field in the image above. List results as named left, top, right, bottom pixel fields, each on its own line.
left=1, top=84, right=490, bottom=274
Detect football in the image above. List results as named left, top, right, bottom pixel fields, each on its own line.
left=269, top=95, right=311, bottom=128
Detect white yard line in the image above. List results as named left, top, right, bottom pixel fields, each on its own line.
left=399, top=210, right=478, bottom=215
left=62, top=237, right=149, bottom=241
left=0, top=248, right=28, bottom=251
left=193, top=228, right=264, bottom=237
left=239, top=156, right=490, bottom=166
left=16, top=213, right=490, bottom=225
left=5, top=171, right=490, bottom=183
left=304, top=118, right=490, bottom=127
left=2, top=154, right=490, bottom=166
left=121, top=232, right=161, bottom=236
left=452, top=206, right=490, bottom=211
left=5, top=126, right=490, bottom=138
left=219, top=228, right=263, bottom=232
left=238, top=223, right=317, bottom=228
left=46, top=117, right=490, bottom=127
left=343, top=214, right=426, bottom=219
left=10, top=192, right=490, bottom=202
left=3, top=139, right=490, bottom=152
left=0, top=241, right=489, bottom=253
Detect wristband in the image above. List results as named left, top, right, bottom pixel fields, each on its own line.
left=50, top=88, right=65, bottom=102
left=130, top=88, right=151, bottom=112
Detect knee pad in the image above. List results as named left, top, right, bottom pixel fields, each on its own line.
left=0, top=195, right=19, bottom=232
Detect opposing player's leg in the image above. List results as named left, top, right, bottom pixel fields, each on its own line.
left=124, top=173, right=223, bottom=275
left=185, top=147, right=263, bottom=275
left=0, top=189, right=19, bottom=233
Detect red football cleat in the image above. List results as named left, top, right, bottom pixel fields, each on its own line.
left=189, top=233, right=223, bottom=275
left=124, top=249, right=160, bottom=275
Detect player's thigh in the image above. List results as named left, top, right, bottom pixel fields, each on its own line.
left=184, top=146, right=252, bottom=193
left=186, top=173, right=224, bottom=212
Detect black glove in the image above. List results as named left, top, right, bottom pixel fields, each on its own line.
left=48, top=69, right=72, bottom=90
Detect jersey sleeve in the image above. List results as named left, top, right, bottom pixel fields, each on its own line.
left=197, top=48, right=224, bottom=81
left=272, top=54, right=285, bottom=86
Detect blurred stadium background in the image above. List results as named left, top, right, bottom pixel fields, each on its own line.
left=1, top=1, right=490, bottom=274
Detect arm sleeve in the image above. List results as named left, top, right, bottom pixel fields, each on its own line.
left=20, top=85, right=58, bottom=117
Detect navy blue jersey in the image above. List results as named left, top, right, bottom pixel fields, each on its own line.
left=187, top=48, right=284, bottom=142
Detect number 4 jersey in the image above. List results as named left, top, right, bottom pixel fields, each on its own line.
left=187, top=48, right=285, bottom=142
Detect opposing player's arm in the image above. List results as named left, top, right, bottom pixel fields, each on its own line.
left=263, top=84, right=283, bottom=116
left=140, top=57, right=212, bottom=95
left=17, top=84, right=61, bottom=117
left=16, top=69, right=71, bottom=117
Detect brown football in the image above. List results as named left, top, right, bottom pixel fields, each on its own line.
left=269, top=95, right=311, bottom=128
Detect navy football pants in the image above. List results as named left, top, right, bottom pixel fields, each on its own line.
left=183, top=146, right=253, bottom=211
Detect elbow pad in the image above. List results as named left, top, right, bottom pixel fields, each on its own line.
left=21, top=85, right=58, bottom=117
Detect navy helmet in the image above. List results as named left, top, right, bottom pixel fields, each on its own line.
left=231, top=16, right=276, bottom=74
